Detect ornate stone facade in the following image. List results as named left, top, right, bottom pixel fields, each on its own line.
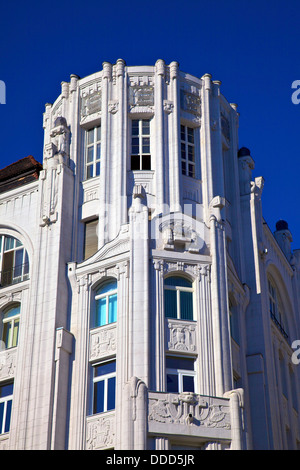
left=0, top=60, right=299, bottom=451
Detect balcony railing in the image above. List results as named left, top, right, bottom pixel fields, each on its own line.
left=270, top=312, right=289, bottom=339
left=0, top=263, right=29, bottom=288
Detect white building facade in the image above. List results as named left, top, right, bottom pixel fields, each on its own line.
left=0, top=59, right=299, bottom=450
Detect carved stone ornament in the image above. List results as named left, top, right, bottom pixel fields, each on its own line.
left=81, top=90, right=102, bottom=118
left=89, top=324, right=117, bottom=361
left=158, top=214, right=205, bottom=253
left=221, top=112, right=230, bottom=141
left=163, top=100, right=174, bottom=114
left=180, top=90, right=201, bottom=116
left=108, top=100, right=119, bottom=114
left=167, top=320, right=196, bottom=353
left=0, top=348, right=16, bottom=380
left=86, top=413, right=115, bottom=450
left=148, top=392, right=231, bottom=429
left=129, top=85, right=154, bottom=108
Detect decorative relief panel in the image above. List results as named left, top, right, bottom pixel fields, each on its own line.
left=0, top=348, right=16, bottom=380
left=148, top=392, right=231, bottom=432
left=86, top=412, right=115, bottom=450
left=89, top=324, right=117, bottom=362
left=166, top=319, right=196, bottom=353
left=180, top=90, right=201, bottom=117
left=221, top=112, right=230, bottom=141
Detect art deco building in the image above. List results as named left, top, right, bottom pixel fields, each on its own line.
left=0, top=59, right=299, bottom=450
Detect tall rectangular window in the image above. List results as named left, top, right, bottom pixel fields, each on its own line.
left=131, top=119, right=151, bottom=170
left=93, top=360, right=116, bottom=414
left=181, top=125, right=195, bottom=178
left=85, top=125, right=101, bottom=179
left=84, top=219, right=99, bottom=260
left=0, top=383, right=13, bottom=434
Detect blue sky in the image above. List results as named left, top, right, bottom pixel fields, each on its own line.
left=0, top=0, right=299, bottom=247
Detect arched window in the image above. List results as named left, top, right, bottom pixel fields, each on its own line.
left=0, top=235, right=29, bottom=287
left=164, top=276, right=194, bottom=321
left=93, top=281, right=117, bottom=328
left=268, top=276, right=288, bottom=339
left=1, top=304, right=20, bottom=349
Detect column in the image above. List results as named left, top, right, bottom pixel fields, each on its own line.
left=154, top=59, right=166, bottom=215
left=209, top=196, right=233, bottom=396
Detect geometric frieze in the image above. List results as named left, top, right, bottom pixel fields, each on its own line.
left=86, top=411, right=115, bottom=450
left=166, top=319, right=196, bottom=353
left=89, top=324, right=116, bottom=362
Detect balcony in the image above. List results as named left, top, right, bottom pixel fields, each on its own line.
left=0, top=263, right=29, bottom=288
left=148, top=391, right=232, bottom=443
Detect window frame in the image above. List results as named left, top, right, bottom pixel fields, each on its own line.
left=166, top=356, right=196, bottom=394
left=0, top=382, right=13, bottom=435
left=92, top=360, right=116, bottom=414
left=180, top=124, right=195, bottom=178
left=85, top=125, right=101, bottom=180
left=130, top=119, right=151, bottom=171
left=164, top=276, right=194, bottom=321
left=94, top=280, right=118, bottom=328
left=0, top=235, right=29, bottom=287
left=1, top=304, right=20, bottom=350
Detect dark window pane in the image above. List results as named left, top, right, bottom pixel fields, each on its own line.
left=142, top=120, right=150, bottom=134
left=0, top=383, right=13, bottom=398
left=86, top=165, right=93, bottom=179
left=181, top=143, right=186, bottom=158
left=94, top=361, right=116, bottom=377
left=87, top=129, right=94, bottom=145
left=181, top=162, right=186, bottom=175
left=107, top=377, right=116, bottom=411
left=166, top=357, right=194, bottom=371
left=0, top=402, right=4, bottom=433
left=183, top=375, right=194, bottom=392
left=142, top=137, right=150, bottom=153
left=164, top=289, right=177, bottom=318
left=188, top=145, right=194, bottom=161
left=142, top=154, right=151, bottom=170
left=4, top=400, right=12, bottom=433
left=132, top=120, right=139, bottom=135
left=188, top=164, right=195, bottom=178
left=131, top=155, right=140, bottom=170
left=165, top=277, right=192, bottom=288
left=187, top=127, right=194, bottom=143
left=180, top=125, right=185, bottom=140
left=167, top=374, right=178, bottom=393
left=93, top=380, right=104, bottom=414
left=180, top=291, right=193, bottom=320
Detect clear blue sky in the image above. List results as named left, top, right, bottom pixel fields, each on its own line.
left=0, top=0, right=299, bottom=247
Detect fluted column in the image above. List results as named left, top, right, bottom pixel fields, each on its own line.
left=209, top=197, right=233, bottom=396
left=196, top=264, right=215, bottom=396
left=169, top=61, right=181, bottom=213
left=98, top=62, right=112, bottom=247
left=154, top=59, right=166, bottom=215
